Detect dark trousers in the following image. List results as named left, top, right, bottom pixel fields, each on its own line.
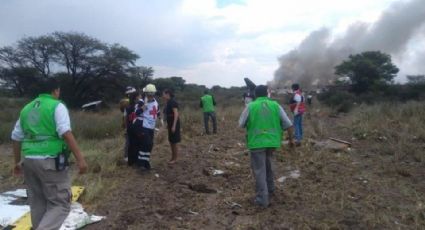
left=137, top=127, right=154, bottom=169
left=128, top=121, right=155, bottom=169
left=203, top=112, right=217, bottom=134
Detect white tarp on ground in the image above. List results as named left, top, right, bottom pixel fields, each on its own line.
left=0, top=189, right=104, bottom=229
left=0, top=189, right=29, bottom=227
left=60, top=203, right=105, bottom=230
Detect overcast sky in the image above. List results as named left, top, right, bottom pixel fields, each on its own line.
left=0, top=0, right=409, bottom=87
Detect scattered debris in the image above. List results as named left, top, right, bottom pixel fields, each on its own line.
left=187, top=183, right=217, bottom=194
left=329, top=137, right=352, bottom=147
left=60, top=202, right=105, bottom=230
left=377, top=136, right=388, bottom=142
left=3, top=189, right=27, bottom=198
left=81, top=100, right=102, bottom=111
left=202, top=168, right=226, bottom=177
left=277, top=176, right=287, bottom=183
left=224, top=161, right=241, bottom=167
left=310, top=139, right=350, bottom=152
left=188, top=210, right=199, bottom=215
left=225, top=201, right=242, bottom=209
left=212, top=169, right=225, bottom=176
left=175, top=217, right=183, bottom=221
left=289, top=170, right=301, bottom=178
left=277, top=170, right=301, bottom=183
left=0, top=189, right=104, bottom=230
left=0, top=191, right=29, bottom=227
left=155, top=174, right=160, bottom=178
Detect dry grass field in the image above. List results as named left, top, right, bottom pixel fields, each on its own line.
left=0, top=97, right=424, bottom=229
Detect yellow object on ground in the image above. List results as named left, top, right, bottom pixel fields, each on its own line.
left=12, top=186, right=85, bottom=230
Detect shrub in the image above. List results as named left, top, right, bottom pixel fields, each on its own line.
left=318, top=89, right=355, bottom=113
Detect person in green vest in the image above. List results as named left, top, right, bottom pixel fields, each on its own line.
left=11, top=79, right=88, bottom=230
left=200, top=90, right=217, bottom=134
left=239, top=85, right=295, bottom=207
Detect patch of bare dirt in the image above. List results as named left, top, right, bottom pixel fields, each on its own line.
left=86, top=108, right=424, bottom=229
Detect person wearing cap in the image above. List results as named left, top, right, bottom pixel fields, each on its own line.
left=239, top=85, right=294, bottom=208
left=121, top=86, right=136, bottom=161
left=136, top=84, right=160, bottom=170
left=124, top=89, right=142, bottom=166
left=200, top=90, right=217, bottom=134
left=11, top=79, right=88, bottom=230
left=289, top=83, right=305, bottom=146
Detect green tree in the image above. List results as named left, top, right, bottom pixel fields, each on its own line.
left=128, top=66, right=154, bottom=88
left=407, top=75, right=425, bottom=85
left=0, top=32, right=150, bottom=106
left=0, top=46, right=40, bottom=96
left=151, top=76, right=186, bottom=92
left=17, top=36, right=56, bottom=78
left=335, top=51, right=399, bottom=94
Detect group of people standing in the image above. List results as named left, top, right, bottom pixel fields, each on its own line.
left=9, top=80, right=307, bottom=230
left=121, top=84, right=181, bottom=169
left=120, top=87, right=219, bottom=170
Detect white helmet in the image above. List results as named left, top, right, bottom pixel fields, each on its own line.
left=125, top=86, right=136, bottom=94
left=143, top=84, right=157, bottom=93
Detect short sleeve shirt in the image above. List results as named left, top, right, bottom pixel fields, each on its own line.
left=165, top=99, right=179, bottom=126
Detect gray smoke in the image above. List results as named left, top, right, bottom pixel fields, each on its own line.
left=273, top=0, right=425, bottom=89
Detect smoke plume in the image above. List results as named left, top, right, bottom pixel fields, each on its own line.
left=273, top=0, right=425, bottom=89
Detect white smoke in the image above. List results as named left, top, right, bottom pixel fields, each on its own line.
left=273, top=0, right=425, bottom=89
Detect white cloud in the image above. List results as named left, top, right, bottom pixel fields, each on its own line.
left=0, top=0, right=405, bottom=87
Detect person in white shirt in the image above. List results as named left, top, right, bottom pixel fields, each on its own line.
left=136, top=84, right=159, bottom=171
left=11, top=79, right=87, bottom=230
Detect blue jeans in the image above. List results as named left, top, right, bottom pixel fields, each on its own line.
left=294, top=114, right=303, bottom=142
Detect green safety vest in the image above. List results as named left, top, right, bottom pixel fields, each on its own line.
left=247, top=97, right=282, bottom=149
left=201, top=94, right=215, bottom=112
left=20, top=94, right=66, bottom=157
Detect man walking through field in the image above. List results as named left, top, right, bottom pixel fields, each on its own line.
left=11, top=79, right=87, bottom=230
left=200, top=90, right=217, bottom=134
left=239, top=85, right=294, bottom=207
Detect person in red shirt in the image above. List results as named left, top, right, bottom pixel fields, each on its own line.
left=289, top=83, right=305, bottom=146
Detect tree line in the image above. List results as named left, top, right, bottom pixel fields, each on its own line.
left=0, top=32, right=159, bottom=107
left=319, top=50, right=425, bottom=112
